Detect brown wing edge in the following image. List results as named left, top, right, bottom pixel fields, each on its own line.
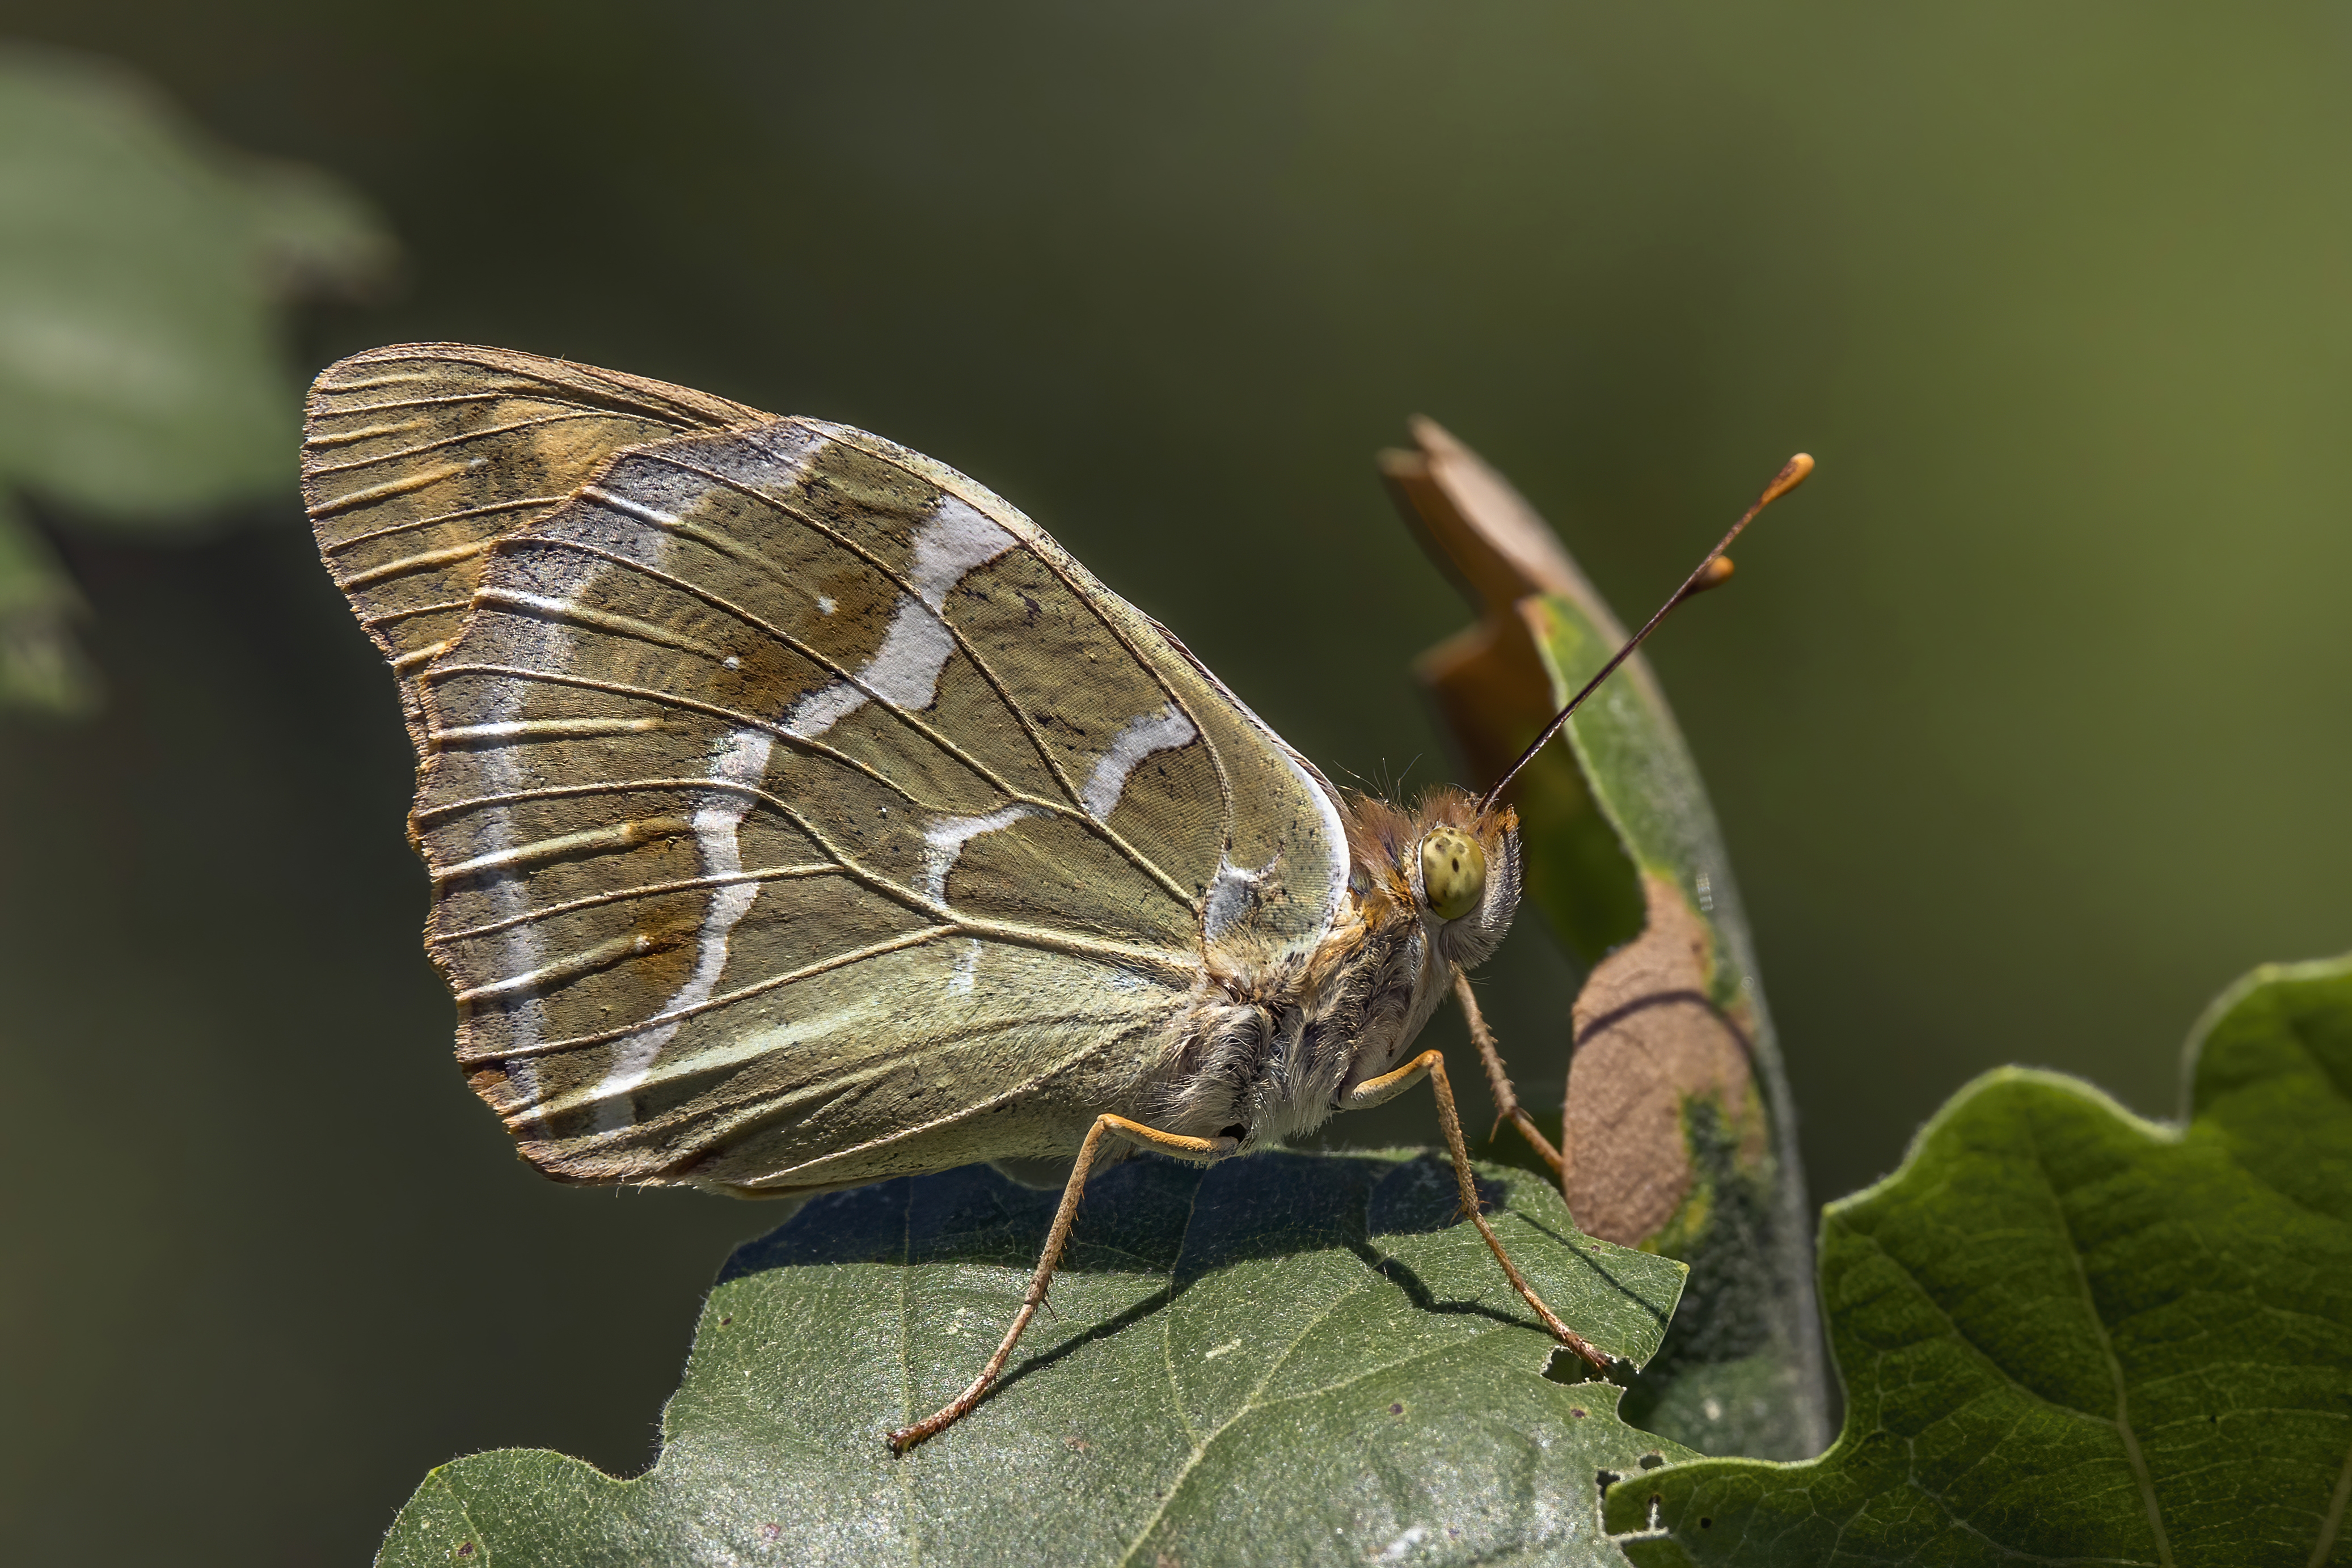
left=301, top=343, right=776, bottom=755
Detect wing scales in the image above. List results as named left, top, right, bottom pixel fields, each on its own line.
left=302, top=343, right=767, bottom=751
left=307, top=346, right=1348, bottom=1193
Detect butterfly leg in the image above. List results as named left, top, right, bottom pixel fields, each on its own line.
left=1451, top=965, right=1566, bottom=1180
left=885, top=1113, right=1239, bottom=1453
left=1343, top=1049, right=1610, bottom=1372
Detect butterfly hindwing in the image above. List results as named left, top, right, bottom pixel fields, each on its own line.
left=306, top=348, right=1349, bottom=1194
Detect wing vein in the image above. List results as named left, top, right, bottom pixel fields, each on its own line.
left=309, top=390, right=513, bottom=417
left=420, top=659, right=931, bottom=805
left=590, top=1010, right=1159, bottom=1164
left=506, top=535, right=1045, bottom=812
left=817, top=432, right=1242, bottom=863
left=429, top=862, right=842, bottom=943
left=462, top=924, right=961, bottom=1063
left=420, top=663, right=1203, bottom=971
left=361, top=597, right=474, bottom=629
left=417, top=774, right=813, bottom=826
left=460, top=909, right=1194, bottom=1066
left=305, top=409, right=649, bottom=479
left=319, top=495, right=568, bottom=555
left=643, top=450, right=1099, bottom=804
left=635, top=448, right=1202, bottom=908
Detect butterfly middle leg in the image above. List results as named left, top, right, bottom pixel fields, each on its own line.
left=1341, top=1045, right=1610, bottom=1373
left=885, top=1113, right=1240, bottom=1453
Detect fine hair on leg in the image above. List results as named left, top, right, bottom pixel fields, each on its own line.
left=1451, top=965, right=1565, bottom=1182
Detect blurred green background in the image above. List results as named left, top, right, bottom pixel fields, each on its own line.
left=2, top=3, right=2346, bottom=1562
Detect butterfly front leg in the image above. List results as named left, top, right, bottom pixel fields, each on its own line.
left=1341, top=1046, right=1611, bottom=1373
left=884, top=1114, right=1242, bottom=1453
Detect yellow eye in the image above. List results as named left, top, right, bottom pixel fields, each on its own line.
left=1418, top=826, right=1487, bottom=922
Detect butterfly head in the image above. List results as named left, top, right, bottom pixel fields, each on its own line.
left=1345, top=789, right=1521, bottom=972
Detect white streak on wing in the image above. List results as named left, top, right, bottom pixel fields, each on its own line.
left=588, top=726, right=775, bottom=1131
left=1080, top=704, right=1197, bottom=821
left=436, top=716, right=662, bottom=743
left=503, top=432, right=829, bottom=1130
left=578, top=484, right=680, bottom=528
left=906, top=497, right=1019, bottom=605
left=922, top=805, right=1037, bottom=905
left=786, top=667, right=880, bottom=737
left=1202, top=856, right=1269, bottom=944
left=786, top=496, right=1015, bottom=738
left=1154, top=640, right=1352, bottom=953
left=949, top=939, right=982, bottom=995
left=786, top=602, right=956, bottom=735
left=466, top=559, right=623, bottom=1100
left=554, top=434, right=834, bottom=1128
left=817, top=595, right=836, bottom=614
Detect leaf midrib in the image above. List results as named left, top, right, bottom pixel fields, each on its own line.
left=2021, top=1126, right=2172, bottom=1568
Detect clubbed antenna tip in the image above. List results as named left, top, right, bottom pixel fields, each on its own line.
left=1477, top=453, right=1813, bottom=814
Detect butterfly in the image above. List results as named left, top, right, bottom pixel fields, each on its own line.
left=305, top=344, right=1793, bottom=1449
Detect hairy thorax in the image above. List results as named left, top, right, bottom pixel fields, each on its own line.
left=1136, top=790, right=1522, bottom=1151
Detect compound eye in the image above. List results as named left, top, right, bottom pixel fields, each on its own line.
left=1418, top=826, right=1487, bottom=922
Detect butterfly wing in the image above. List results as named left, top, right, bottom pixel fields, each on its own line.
left=306, top=343, right=768, bottom=753
left=305, top=348, right=1349, bottom=1194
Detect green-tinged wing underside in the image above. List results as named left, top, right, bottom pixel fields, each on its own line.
left=303, top=345, right=1348, bottom=1191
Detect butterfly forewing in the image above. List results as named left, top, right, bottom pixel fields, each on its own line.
left=303, top=344, right=768, bottom=753
left=307, top=348, right=1350, bottom=1195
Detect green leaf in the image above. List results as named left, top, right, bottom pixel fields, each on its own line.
left=1604, top=956, right=2352, bottom=1566
left=0, top=496, right=99, bottom=718
left=1386, top=420, right=1827, bottom=1459
left=1523, top=586, right=1825, bottom=1461
left=0, top=43, right=394, bottom=524
left=377, top=1151, right=1688, bottom=1567
left=0, top=43, right=395, bottom=716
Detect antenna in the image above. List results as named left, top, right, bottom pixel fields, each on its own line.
left=1476, top=453, right=1814, bottom=814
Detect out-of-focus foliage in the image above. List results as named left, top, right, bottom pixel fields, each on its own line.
left=0, top=43, right=393, bottom=715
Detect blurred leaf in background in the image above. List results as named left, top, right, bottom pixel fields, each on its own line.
left=0, top=41, right=394, bottom=715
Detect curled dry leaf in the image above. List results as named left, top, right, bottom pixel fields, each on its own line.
left=1384, top=417, right=1827, bottom=1459
left=1565, top=872, right=1764, bottom=1248
left=1381, top=419, right=1645, bottom=961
